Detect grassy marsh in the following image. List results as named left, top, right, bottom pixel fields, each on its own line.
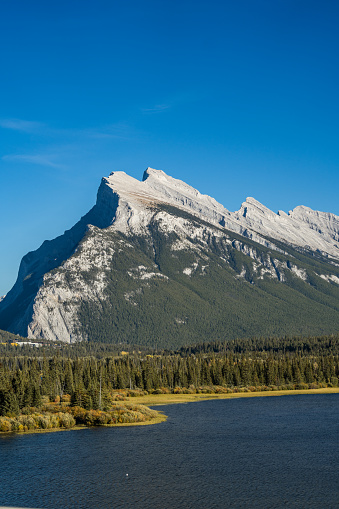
left=129, top=387, right=339, bottom=406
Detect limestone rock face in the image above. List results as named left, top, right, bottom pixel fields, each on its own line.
left=101, top=168, right=339, bottom=259
left=1, top=167, right=339, bottom=344
left=233, top=197, right=339, bottom=259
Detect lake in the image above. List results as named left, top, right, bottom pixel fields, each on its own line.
left=0, top=394, right=338, bottom=508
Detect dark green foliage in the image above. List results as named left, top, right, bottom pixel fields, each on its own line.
left=0, top=333, right=338, bottom=416
left=0, top=329, right=24, bottom=343
left=1, top=204, right=339, bottom=349
left=72, top=207, right=339, bottom=347
left=0, top=390, right=20, bottom=416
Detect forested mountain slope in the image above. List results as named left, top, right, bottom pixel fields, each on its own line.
left=0, top=168, right=338, bottom=348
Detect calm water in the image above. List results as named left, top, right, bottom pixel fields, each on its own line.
left=0, top=394, right=338, bottom=509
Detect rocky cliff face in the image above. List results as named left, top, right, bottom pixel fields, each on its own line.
left=1, top=168, right=339, bottom=346
left=100, top=168, right=339, bottom=258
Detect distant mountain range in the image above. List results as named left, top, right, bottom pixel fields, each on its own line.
left=1, top=168, right=338, bottom=348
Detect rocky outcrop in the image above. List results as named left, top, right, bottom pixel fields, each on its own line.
left=1, top=167, right=339, bottom=343
left=102, top=168, right=339, bottom=259
left=233, top=197, right=339, bottom=259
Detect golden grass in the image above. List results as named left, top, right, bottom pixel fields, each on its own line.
left=111, top=412, right=167, bottom=426
left=0, top=404, right=167, bottom=434
left=2, top=388, right=338, bottom=435
left=129, top=387, right=339, bottom=406
left=0, top=425, right=87, bottom=435
left=0, top=412, right=167, bottom=435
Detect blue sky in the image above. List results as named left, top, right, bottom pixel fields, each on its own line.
left=1, top=0, right=338, bottom=296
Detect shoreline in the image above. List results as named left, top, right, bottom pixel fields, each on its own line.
left=1, top=388, right=338, bottom=436
left=129, top=387, right=339, bottom=406
left=0, top=412, right=167, bottom=436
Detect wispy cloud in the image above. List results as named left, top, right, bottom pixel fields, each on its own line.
left=0, top=117, right=134, bottom=140
left=82, top=123, right=133, bottom=140
left=2, top=154, right=64, bottom=169
left=0, top=118, right=46, bottom=133
left=0, top=119, right=140, bottom=171
left=140, top=92, right=202, bottom=115
left=140, top=104, right=172, bottom=114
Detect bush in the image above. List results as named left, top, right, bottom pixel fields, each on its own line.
left=111, top=392, right=127, bottom=401
left=35, top=414, right=49, bottom=429
left=70, top=406, right=88, bottom=425
left=295, top=383, right=309, bottom=390
left=57, top=412, right=75, bottom=428
left=0, top=417, right=12, bottom=432
left=0, top=400, right=159, bottom=433
left=126, top=389, right=148, bottom=397
left=18, top=415, right=36, bottom=430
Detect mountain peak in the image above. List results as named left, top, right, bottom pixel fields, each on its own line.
left=100, top=169, right=339, bottom=259
left=244, top=197, right=276, bottom=214
left=1, top=166, right=339, bottom=344
left=236, top=197, right=277, bottom=222
left=142, top=167, right=166, bottom=181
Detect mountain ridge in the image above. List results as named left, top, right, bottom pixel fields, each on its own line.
left=0, top=167, right=338, bottom=346
left=103, top=168, right=339, bottom=259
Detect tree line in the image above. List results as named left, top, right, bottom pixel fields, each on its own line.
left=1, top=333, right=339, bottom=415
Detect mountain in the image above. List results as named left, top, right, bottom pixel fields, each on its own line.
left=0, top=168, right=339, bottom=348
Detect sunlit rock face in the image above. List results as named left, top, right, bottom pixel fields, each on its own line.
left=1, top=167, right=339, bottom=345
left=100, top=168, right=339, bottom=258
